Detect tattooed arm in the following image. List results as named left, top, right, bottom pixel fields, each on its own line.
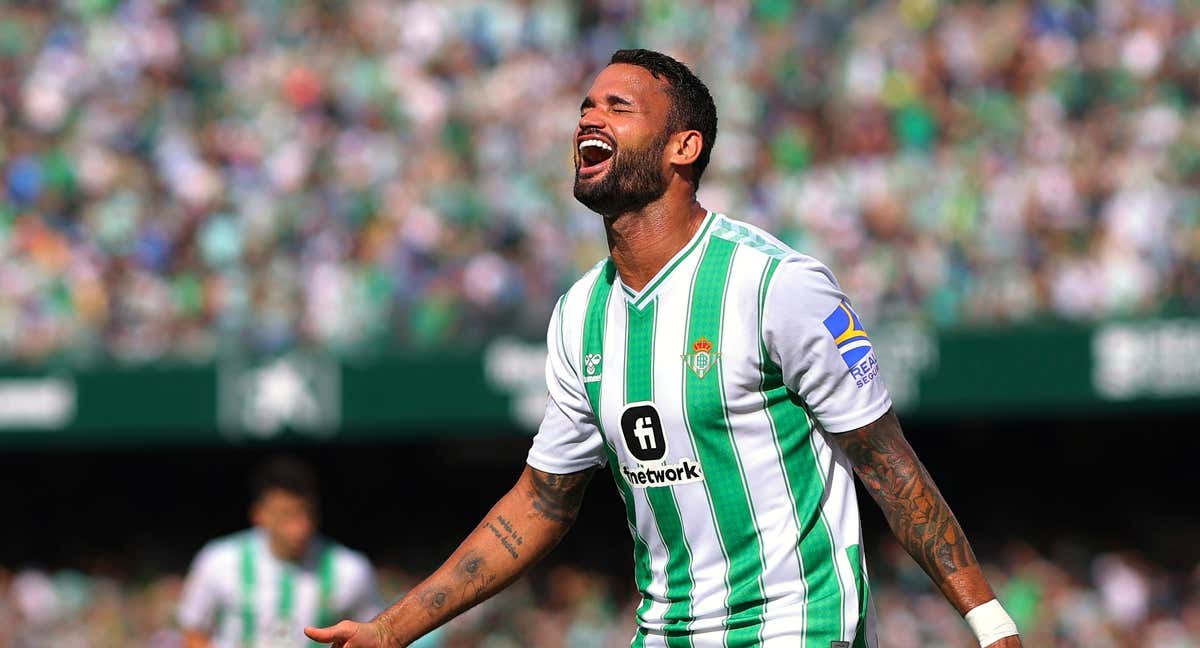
left=830, top=409, right=1022, bottom=648
left=305, top=465, right=594, bottom=648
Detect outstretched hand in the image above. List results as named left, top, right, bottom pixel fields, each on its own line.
left=303, top=620, right=391, bottom=648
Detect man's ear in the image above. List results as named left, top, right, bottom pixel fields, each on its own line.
left=669, top=130, right=703, bottom=167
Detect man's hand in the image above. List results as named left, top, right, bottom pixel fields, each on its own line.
left=304, top=620, right=392, bottom=648
left=985, top=637, right=1023, bottom=647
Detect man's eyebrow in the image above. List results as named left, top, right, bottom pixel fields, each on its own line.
left=579, top=94, right=635, bottom=111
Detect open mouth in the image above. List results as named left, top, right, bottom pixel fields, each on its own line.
left=577, top=137, right=615, bottom=176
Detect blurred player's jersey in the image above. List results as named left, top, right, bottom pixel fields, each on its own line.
left=178, top=529, right=380, bottom=648
left=528, top=212, right=891, bottom=647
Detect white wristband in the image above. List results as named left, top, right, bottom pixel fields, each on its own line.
left=964, top=599, right=1019, bottom=646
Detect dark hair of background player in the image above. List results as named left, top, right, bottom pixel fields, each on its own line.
left=609, top=48, right=718, bottom=187
left=250, top=455, right=319, bottom=506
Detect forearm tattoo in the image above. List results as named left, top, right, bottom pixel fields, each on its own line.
left=414, top=468, right=590, bottom=617
left=455, top=550, right=498, bottom=602
left=525, top=468, right=593, bottom=524
left=404, top=540, right=506, bottom=623
left=483, top=514, right=524, bottom=560
left=834, top=410, right=976, bottom=579
left=375, top=468, right=596, bottom=640
left=416, top=587, right=449, bottom=619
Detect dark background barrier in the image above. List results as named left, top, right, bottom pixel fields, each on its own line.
left=10, top=410, right=1198, bottom=574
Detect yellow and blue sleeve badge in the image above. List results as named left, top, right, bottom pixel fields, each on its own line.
left=822, top=300, right=873, bottom=368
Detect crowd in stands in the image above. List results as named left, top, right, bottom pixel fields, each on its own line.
left=2, top=539, right=1197, bottom=647
left=2, top=0, right=1199, bottom=362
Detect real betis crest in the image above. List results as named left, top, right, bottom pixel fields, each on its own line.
left=682, top=336, right=719, bottom=379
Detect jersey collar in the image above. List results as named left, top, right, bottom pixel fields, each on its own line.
left=615, top=210, right=717, bottom=311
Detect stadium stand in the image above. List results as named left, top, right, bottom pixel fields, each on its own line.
left=0, top=1, right=1198, bottom=361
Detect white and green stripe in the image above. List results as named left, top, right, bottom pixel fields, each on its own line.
left=237, top=531, right=338, bottom=647
left=550, top=213, right=878, bottom=646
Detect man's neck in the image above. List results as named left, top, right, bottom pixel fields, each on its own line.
left=604, top=197, right=708, bottom=293
left=266, top=536, right=307, bottom=564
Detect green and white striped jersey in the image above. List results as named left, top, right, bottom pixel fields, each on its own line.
left=527, top=212, right=891, bottom=647
left=178, top=529, right=380, bottom=648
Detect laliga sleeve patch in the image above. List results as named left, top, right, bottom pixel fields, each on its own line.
left=823, top=301, right=873, bottom=366
left=822, top=301, right=881, bottom=388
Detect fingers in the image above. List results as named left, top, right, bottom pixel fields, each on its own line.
left=303, top=620, right=356, bottom=643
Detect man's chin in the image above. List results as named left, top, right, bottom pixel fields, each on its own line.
left=573, top=186, right=620, bottom=215
left=573, top=176, right=610, bottom=210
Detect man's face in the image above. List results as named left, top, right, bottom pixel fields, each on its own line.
left=573, top=63, right=675, bottom=216
left=252, top=488, right=316, bottom=561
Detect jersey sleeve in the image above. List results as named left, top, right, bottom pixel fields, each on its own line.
left=526, top=296, right=607, bottom=474
left=762, top=256, right=892, bottom=433
left=177, top=542, right=225, bottom=633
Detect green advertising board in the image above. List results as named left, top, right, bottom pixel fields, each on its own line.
left=0, top=320, right=1197, bottom=447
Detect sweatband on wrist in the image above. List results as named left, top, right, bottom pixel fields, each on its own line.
left=964, top=599, right=1019, bottom=646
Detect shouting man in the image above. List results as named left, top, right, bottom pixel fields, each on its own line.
left=307, top=49, right=1021, bottom=648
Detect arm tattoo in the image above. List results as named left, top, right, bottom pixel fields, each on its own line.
left=372, top=468, right=597, bottom=641
left=483, top=514, right=524, bottom=560
left=417, top=588, right=449, bottom=618
left=455, top=550, right=498, bottom=602
left=526, top=467, right=593, bottom=524
left=833, top=410, right=976, bottom=580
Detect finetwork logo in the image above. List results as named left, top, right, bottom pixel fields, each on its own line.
left=617, top=402, right=704, bottom=489
left=621, top=459, right=704, bottom=488
left=823, top=300, right=881, bottom=389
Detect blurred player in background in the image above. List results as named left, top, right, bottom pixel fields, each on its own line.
left=180, top=455, right=381, bottom=647
left=307, top=49, right=1020, bottom=647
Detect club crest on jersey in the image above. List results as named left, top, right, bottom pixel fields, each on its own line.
left=618, top=402, right=704, bottom=489
left=583, top=353, right=602, bottom=383
left=823, top=300, right=881, bottom=389
left=682, top=336, right=719, bottom=379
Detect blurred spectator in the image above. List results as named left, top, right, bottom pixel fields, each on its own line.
left=1, top=0, right=1199, bottom=363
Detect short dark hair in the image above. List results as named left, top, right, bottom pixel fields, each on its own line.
left=609, top=48, right=718, bottom=187
left=251, top=455, right=318, bottom=505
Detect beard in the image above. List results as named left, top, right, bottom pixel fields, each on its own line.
left=573, top=131, right=670, bottom=216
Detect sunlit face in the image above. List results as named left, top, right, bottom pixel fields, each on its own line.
left=251, top=488, right=316, bottom=561
left=573, top=63, right=675, bottom=216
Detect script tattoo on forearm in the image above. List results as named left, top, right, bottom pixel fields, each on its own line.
left=526, top=468, right=593, bottom=524
left=455, top=550, right=498, bottom=602
left=834, top=410, right=976, bottom=580
left=483, top=514, right=524, bottom=560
